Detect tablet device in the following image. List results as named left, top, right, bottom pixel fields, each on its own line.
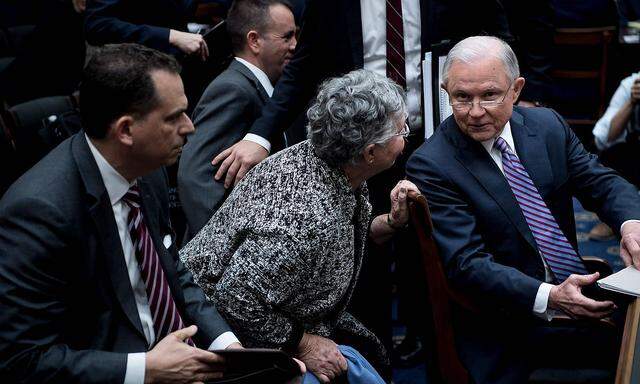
left=583, top=282, right=634, bottom=308
left=207, top=348, right=301, bottom=384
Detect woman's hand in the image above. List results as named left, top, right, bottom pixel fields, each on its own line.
left=388, top=180, right=421, bottom=228
left=297, top=333, right=347, bottom=383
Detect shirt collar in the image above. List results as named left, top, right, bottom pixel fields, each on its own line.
left=480, top=121, right=515, bottom=154
left=85, top=134, right=135, bottom=206
left=234, top=57, right=274, bottom=97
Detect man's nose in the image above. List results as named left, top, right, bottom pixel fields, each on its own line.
left=468, top=102, right=486, bottom=118
left=182, top=116, right=195, bottom=135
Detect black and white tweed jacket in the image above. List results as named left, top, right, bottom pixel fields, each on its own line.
left=179, top=140, right=386, bottom=364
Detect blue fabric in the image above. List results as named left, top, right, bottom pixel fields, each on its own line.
left=302, top=345, right=385, bottom=384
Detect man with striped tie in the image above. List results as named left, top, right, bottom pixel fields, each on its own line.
left=0, top=44, right=247, bottom=383
left=407, top=35, right=640, bottom=384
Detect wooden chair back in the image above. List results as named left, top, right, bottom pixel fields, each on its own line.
left=408, top=193, right=473, bottom=384
left=550, top=27, right=615, bottom=130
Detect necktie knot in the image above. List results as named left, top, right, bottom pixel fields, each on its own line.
left=493, top=136, right=511, bottom=154
left=122, top=185, right=141, bottom=209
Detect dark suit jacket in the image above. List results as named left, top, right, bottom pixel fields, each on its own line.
left=178, top=60, right=270, bottom=238
left=406, top=107, right=640, bottom=382
left=0, top=133, right=231, bottom=383
left=247, top=0, right=511, bottom=141
left=84, top=0, right=196, bottom=56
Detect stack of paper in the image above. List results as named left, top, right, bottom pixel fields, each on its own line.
left=597, top=266, right=640, bottom=297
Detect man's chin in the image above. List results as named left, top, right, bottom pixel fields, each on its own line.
left=466, top=126, right=497, bottom=141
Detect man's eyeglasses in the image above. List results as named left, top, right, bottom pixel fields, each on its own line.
left=448, top=81, right=513, bottom=112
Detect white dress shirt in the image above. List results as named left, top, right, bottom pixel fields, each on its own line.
left=236, top=57, right=276, bottom=152
left=593, top=73, right=640, bottom=151
left=85, top=136, right=238, bottom=384
left=361, top=0, right=422, bottom=129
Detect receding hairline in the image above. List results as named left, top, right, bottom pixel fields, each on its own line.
left=441, top=36, right=519, bottom=86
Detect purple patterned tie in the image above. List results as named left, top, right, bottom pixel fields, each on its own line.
left=386, top=0, right=406, bottom=88
left=494, top=137, right=588, bottom=282
left=122, top=185, right=195, bottom=346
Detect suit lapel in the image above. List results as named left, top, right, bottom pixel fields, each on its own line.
left=73, top=135, right=146, bottom=342
left=230, top=60, right=270, bottom=103
left=343, top=0, right=364, bottom=69
left=510, top=111, right=555, bottom=199
left=447, top=119, right=538, bottom=252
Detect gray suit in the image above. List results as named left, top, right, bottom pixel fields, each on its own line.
left=178, top=60, right=269, bottom=239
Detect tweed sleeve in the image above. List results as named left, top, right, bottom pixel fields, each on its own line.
left=211, top=230, right=313, bottom=351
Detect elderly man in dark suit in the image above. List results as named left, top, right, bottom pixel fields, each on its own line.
left=178, top=0, right=296, bottom=238
left=0, top=44, right=240, bottom=383
left=406, top=35, right=640, bottom=383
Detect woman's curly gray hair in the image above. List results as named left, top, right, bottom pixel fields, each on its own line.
left=307, top=69, right=407, bottom=167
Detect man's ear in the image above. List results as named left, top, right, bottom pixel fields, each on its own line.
left=112, top=115, right=135, bottom=147
left=363, top=143, right=377, bottom=165
left=246, top=30, right=261, bottom=55
left=512, top=77, right=526, bottom=101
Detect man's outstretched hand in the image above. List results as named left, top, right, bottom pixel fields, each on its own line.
left=548, top=272, right=616, bottom=319
left=621, top=221, right=640, bottom=269
left=211, top=140, right=268, bottom=188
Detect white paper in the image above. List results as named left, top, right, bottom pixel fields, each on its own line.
left=597, top=265, right=640, bottom=297
left=422, top=53, right=454, bottom=139
left=438, top=56, right=453, bottom=123
left=422, top=52, right=434, bottom=139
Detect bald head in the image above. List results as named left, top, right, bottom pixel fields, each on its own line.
left=442, top=36, right=519, bottom=87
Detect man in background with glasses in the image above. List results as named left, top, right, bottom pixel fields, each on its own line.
left=407, top=35, right=640, bottom=384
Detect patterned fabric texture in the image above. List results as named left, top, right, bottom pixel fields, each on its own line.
left=180, top=140, right=388, bottom=365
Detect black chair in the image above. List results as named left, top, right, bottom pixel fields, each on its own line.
left=0, top=95, right=81, bottom=189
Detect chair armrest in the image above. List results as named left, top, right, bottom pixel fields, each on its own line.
left=583, top=256, right=613, bottom=277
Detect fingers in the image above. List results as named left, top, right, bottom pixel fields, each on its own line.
left=398, top=186, right=407, bottom=202
left=316, top=373, right=331, bottom=383
left=234, top=164, right=250, bottom=187
left=293, top=358, right=306, bottom=374
left=622, top=235, right=640, bottom=269
left=172, top=325, right=198, bottom=341
left=224, top=159, right=242, bottom=189
left=337, top=353, right=348, bottom=372
left=215, top=152, right=235, bottom=181
left=193, top=350, right=226, bottom=366
left=193, top=371, right=224, bottom=382
left=620, top=242, right=633, bottom=267
left=569, top=272, right=599, bottom=286
left=581, top=296, right=616, bottom=313
left=212, top=146, right=233, bottom=166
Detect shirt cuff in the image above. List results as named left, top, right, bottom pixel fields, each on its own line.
left=621, top=219, right=640, bottom=233
left=208, top=331, right=240, bottom=350
left=243, top=133, right=271, bottom=153
left=533, top=282, right=554, bottom=321
left=124, top=352, right=146, bottom=384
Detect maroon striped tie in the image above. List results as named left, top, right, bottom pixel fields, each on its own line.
left=386, top=0, right=407, bottom=88
left=122, top=185, right=195, bottom=346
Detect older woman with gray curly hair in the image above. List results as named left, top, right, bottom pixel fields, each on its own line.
left=180, top=69, right=419, bottom=383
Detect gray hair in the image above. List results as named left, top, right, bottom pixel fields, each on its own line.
left=307, top=69, right=407, bottom=168
left=441, top=36, right=519, bottom=86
